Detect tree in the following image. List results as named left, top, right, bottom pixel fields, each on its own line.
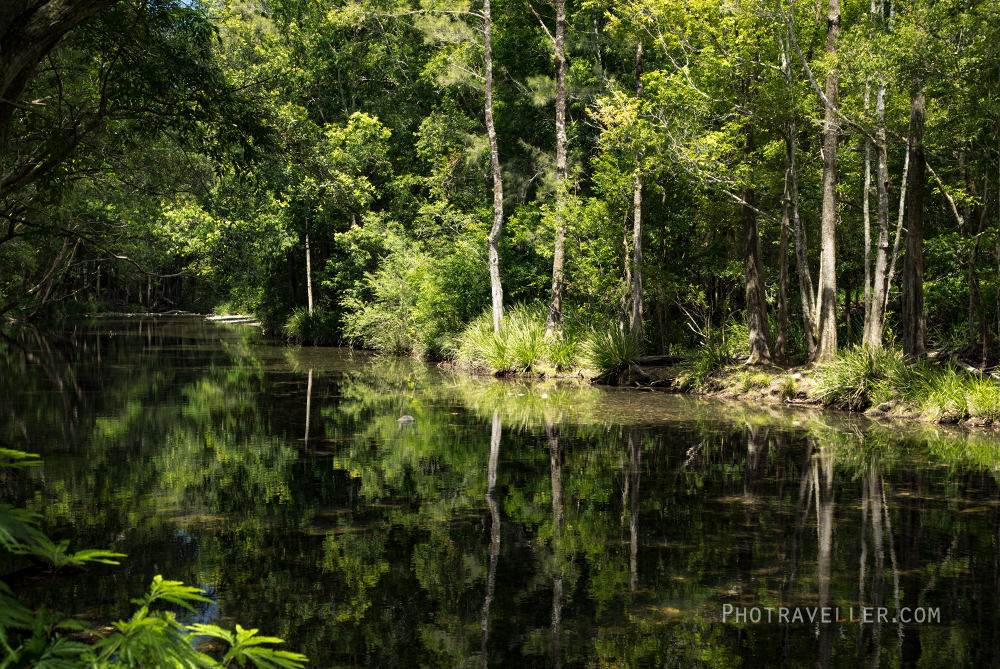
left=484, top=0, right=506, bottom=333
left=900, top=88, right=926, bottom=357
left=544, top=0, right=569, bottom=334
left=814, top=0, right=841, bottom=363
left=0, top=0, right=121, bottom=176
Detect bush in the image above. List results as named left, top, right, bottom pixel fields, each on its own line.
left=581, top=324, right=640, bottom=378
left=455, top=304, right=549, bottom=374
left=0, top=449, right=307, bottom=669
left=283, top=306, right=340, bottom=346
left=811, top=346, right=919, bottom=410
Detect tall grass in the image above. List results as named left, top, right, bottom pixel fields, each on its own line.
left=676, top=335, right=733, bottom=392
left=580, top=325, right=640, bottom=379
left=813, top=345, right=1000, bottom=423
left=283, top=307, right=339, bottom=346
left=454, top=304, right=636, bottom=376
left=455, top=305, right=548, bottom=373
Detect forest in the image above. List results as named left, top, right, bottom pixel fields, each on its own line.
left=2, top=0, right=1000, bottom=368
left=2, top=0, right=1000, bottom=663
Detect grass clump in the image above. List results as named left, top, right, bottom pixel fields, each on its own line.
left=812, top=346, right=919, bottom=410
left=966, top=378, right=1000, bottom=422
left=455, top=305, right=549, bottom=374
left=676, top=338, right=731, bottom=392
left=778, top=375, right=799, bottom=399
left=283, top=307, right=340, bottom=346
left=580, top=325, right=640, bottom=379
left=813, top=346, right=1000, bottom=424
left=732, top=370, right=774, bottom=394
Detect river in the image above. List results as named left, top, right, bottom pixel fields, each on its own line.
left=2, top=317, right=999, bottom=667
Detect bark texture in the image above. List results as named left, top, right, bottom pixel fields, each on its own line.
left=814, top=0, right=841, bottom=363
left=630, top=42, right=644, bottom=353
left=483, top=0, right=505, bottom=332
left=545, top=0, right=568, bottom=334
left=901, top=89, right=926, bottom=358
left=863, top=82, right=892, bottom=347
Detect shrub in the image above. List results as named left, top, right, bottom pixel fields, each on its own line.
left=812, top=346, right=918, bottom=410
left=455, top=304, right=550, bottom=373
left=283, top=306, right=340, bottom=346
left=581, top=324, right=640, bottom=378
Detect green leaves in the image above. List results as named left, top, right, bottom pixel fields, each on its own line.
left=0, top=449, right=308, bottom=669
left=189, top=624, right=308, bottom=669
left=131, top=576, right=215, bottom=611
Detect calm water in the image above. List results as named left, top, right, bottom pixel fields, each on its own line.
left=2, top=318, right=1000, bottom=667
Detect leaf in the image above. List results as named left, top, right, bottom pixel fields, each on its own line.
left=219, top=625, right=308, bottom=669
left=131, top=575, right=214, bottom=612
left=65, top=549, right=127, bottom=566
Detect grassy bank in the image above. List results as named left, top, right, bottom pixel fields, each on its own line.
left=452, top=305, right=640, bottom=379
left=676, top=344, right=1000, bottom=426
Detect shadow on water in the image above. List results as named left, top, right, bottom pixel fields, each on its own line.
left=2, top=317, right=1000, bottom=666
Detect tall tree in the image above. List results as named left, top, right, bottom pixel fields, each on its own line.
left=484, top=0, right=506, bottom=333
left=814, top=0, right=841, bottom=363
left=630, top=42, right=644, bottom=352
left=545, top=0, right=568, bottom=334
left=900, top=88, right=926, bottom=357
left=742, top=119, right=772, bottom=365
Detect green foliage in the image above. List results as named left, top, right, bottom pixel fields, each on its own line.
left=580, top=325, right=640, bottom=377
left=813, top=347, right=1000, bottom=424
left=455, top=305, right=550, bottom=374
left=283, top=307, right=339, bottom=346
left=732, top=369, right=773, bottom=394
left=812, top=346, right=919, bottom=410
left=0, top=448, right=306, bottom=669
left=778, top=375, right=799, bottom=399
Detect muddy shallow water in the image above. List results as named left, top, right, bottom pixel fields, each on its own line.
left=2, top=317, right=999, bottom=667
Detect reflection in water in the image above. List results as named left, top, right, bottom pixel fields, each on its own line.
left=3, top=318, right=1000, bottom=667
left=481, top=410, right=501, bottom=669
left=547, top=420, right=562, bottom=669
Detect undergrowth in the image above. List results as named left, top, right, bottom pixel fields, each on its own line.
left=453, top=305, right=637, bottom=377
left=812, top=346, right=1000, bottom=423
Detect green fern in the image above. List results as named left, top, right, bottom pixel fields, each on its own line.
left=0, top=449, right=308, bottom=669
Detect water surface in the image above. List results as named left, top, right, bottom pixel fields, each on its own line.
left=2, top=318, right=1000, bottom=667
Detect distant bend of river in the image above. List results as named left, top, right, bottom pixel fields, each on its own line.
left=2, top=317, right=999, bottom=667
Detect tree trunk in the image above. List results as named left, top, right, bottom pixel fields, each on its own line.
left=787, top=120, right=818, bottom=359
left=964, top=156, right=986, bottom=348
left=862, top=84, right=872, bottom=333
left=547, top=421, right=563, bottom=669
left=480, top=410, right=501, bottom=668
left=0, top=0, right=122, bottom=178
left=813, top=0, right=841, bottom=363
left=545, top=0, right=568, bottom=334
left=778, top=170, right=789, bottom=364
left=742, top=175, right=772, bottom=362
left=630, top=42, right=644, bottom=353
left=864, top=80, right=891, bottom=347
left=305, top=231, right=313, bottom=317
left=884, top=143, right=911, bottom=314
left=901, top=89, right=926, bottom=358
left=484, top=0, right=505, bottom=333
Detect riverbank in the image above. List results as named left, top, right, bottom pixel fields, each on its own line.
left=626, top=346, right=1000, bottom=428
